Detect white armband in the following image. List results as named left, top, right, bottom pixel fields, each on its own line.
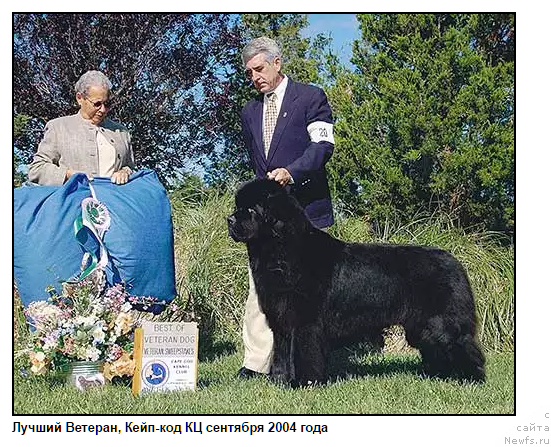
left=307, top=121, right=334, bottom=144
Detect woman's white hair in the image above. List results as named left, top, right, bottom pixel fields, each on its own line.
left=74, top=70, right=112, bottom=95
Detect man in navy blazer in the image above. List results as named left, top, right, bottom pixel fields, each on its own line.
left=238, top=37, right=336, bottom=379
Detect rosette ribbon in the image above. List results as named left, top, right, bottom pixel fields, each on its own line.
left=73, top=184, right=111, bottom=281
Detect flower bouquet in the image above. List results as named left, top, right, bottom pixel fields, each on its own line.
left=23, top=271, right=181, bottom=386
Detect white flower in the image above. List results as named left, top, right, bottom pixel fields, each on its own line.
left=75, top=345, right=87, bottom=360
left=91, top=325, right=106, bottom=344
left=26, top=301, right=62, bottom=332
left=85, top=316, right=97, bottom=326
left=41, top=329, right=60, bottom=351
left=33, top=351, right=45, bottom=362
left=114, top=312, right=133, bottom=336
left=121, top=302, right=132, bottom=312
left=85, top=346, right=101, bottom=361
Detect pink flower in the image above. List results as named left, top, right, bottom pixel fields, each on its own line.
left=106, top=344, right=123, bottom=362
left=169, top=302, right=179, bottom=312
left=62, top=336, right=75, bottom=354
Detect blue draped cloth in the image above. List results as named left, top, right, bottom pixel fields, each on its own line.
left=14, top=170, right=176, bottom=308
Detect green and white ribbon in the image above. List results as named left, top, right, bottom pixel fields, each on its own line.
left=73, top=184, right=111, bottom=282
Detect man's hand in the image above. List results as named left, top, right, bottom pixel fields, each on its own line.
left=267, top=168, right=292, bottom=186
left=111, top=167, right=131, bottom=185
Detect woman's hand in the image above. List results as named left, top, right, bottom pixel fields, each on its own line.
left=111, top=167, right=132, bottom=185
left=64, top=169, right=86, bottom=183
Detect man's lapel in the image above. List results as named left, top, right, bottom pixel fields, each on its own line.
left=267, top=79, right=298, bottom=164
left=251, top=97, right=263, bottom=149
left=250, top=97, right=267, bottom=168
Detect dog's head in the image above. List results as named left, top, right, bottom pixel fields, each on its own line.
left=227, top=179, right=309, bottom=243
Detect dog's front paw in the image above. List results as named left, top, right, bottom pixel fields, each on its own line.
left=269, top=374, right=301, bottom=389
left=268, top=372, right=283, bottom=382
left=269, top=363, right=297, bottom=387
left=298, top=378, right=316, bottom=387
left=270, top=374, right=317, bottom=389
left=269, top=370, right=291, bottom=385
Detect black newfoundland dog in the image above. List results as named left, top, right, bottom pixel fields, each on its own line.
left=228, top=179, right=485, bottom=386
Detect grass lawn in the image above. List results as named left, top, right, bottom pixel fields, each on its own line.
left=13, top=350, right=514, bottom=415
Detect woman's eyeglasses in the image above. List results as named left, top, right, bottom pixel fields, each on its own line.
left=83, top=95, right=112, bottom=109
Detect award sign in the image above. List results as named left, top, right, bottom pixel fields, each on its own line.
left=132, top=321, right=198, bottom=395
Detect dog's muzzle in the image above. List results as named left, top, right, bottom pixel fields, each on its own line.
left=227, top=214, right=241, bottom=242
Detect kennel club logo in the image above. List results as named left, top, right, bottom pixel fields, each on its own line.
left=133, top=322, right=199, bottom=395
left=142, top=360, right=169, bottom=387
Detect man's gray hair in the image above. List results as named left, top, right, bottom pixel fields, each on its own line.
left=74, top=70, right=112, bottom=95
left=242, top=37, right=282, bottom=66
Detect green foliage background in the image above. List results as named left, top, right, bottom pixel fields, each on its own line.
left=13, top=13, right=515, bottom=235
left=326, top=14, right=514, bottom=234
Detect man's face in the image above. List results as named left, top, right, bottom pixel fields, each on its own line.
left=76, top=85, right=111, bottom=125
left=245, top=53, right=282, bottom=93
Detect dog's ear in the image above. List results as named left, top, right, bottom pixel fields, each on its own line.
left=266, top=188, right=290, bottom=215
left=263, top=181, right=311, bottom=237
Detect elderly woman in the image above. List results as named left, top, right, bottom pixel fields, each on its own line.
left=28, top=70, right=135, bottom=185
